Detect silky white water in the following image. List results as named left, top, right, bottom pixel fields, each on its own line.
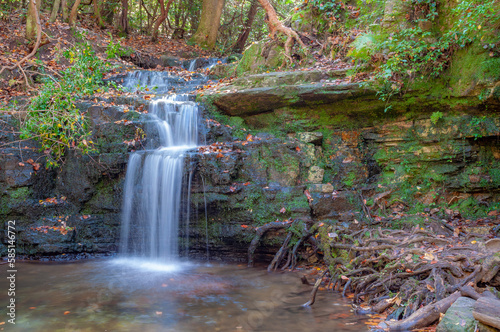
left=120, top=92, right=199, bottom=263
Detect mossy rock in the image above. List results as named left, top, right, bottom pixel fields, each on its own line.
left=235, top=42, right=285, bottom=76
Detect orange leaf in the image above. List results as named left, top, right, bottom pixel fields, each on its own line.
left=241, top=225, right=249, bottom=228
left=280, top=207, right=286, bottom=213
left=64, top=311, right=70, bottom=315
left=246, top=134, right=253, bottom=142
left=216, top=153, right=224, bottom=158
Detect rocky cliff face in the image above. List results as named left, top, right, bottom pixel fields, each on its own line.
left=0, top=98, right=140, bottom=258
left=1, top=67, right=499, bottom=261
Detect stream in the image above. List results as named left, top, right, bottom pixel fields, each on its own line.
left=0, top=261, right=368, bottom=331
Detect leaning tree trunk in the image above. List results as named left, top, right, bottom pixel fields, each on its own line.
left=151, top=0, right=174, bottom=42
left=49, top=0, right=61, bottom=22
left=26, top=0, right=39, bottom=41
left=119, top=0, right=129, bottom=34
left=189, top=0, right=225, bottom=49
left=256, top=0, right=307, bottom=55
left=232, top=0, right=259, bottom=53
left=93, top=0, right=104, bottom=27
left=69, top=0, right=82, bottom=27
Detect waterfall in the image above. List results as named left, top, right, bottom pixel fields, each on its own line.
left=119, top=92, right=199, bottom=262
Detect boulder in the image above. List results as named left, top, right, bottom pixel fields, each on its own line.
left=437, top=297, right=497, bottom=332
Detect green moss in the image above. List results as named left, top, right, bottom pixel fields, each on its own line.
left=10, top=187, right=31, bottom=200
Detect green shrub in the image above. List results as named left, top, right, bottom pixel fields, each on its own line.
left=20, top=41, right=112, bottom=167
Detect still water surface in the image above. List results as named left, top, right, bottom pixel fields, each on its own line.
left=0, top=260, right=368, bottom=331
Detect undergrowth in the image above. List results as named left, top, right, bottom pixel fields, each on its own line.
left=20, top=39, right=112, bottom=167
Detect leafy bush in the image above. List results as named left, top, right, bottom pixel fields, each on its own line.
left=105, top=33, right=132, bottom=59
left=20, top=41, right=112, bottom=167
left=350, top=0, right=499, bottom=105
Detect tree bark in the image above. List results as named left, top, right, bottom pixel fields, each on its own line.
left=61, top=0, right=69, bottom=21
left=189, top=0, right=225, bottom=49
left=232, top=0, right=259, bottom=53
left=26, top=0, right=39, bottom=41
left=151, top=0, right=174, bottom=42
left=93, top=0, right=104, bottom=27
left=49, top=0, right=61, bottom=22
left=256, top=0, right=307, bottom=55
left=119, top=0, right=129, bottom=34
left=69, top=0, right=82, bottom=27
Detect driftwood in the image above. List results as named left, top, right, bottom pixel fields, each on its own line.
left=473, top=296, right=500, bottom=330
left=387, top=291, right=461, bottom=331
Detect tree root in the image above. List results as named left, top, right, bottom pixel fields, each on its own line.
left=247, top=220, right=293, bottom=267
left=254, top=216, right=500, bottom=330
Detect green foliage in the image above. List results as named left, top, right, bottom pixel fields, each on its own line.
left=352, top=0, right=500, bottom=104
left=105, top=33, right=132, bottom=59
left=430, top=111, right=443, bottom=125
left=20, top=41, right=112, bottom=167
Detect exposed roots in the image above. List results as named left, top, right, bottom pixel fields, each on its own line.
left=252, top=217, right=500, bottom=330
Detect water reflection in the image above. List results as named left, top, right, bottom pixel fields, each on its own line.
left=0, top=261, right=368, bottom=331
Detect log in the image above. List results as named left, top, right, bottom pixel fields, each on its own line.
left=473, top=296, right=500, bottom=330
left=387, top=291, right=461, bottom=331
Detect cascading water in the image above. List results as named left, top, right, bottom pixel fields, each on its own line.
left=119, top=82, right=200, bottom=263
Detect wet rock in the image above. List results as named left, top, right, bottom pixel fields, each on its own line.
left=160, top=55, right=182, bottom=68
left=309, top=190, right=356, bottom=219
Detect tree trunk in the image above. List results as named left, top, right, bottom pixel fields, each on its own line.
left=119, top=0, right=129, bottom=34
left=151, top=0, right=174, bottom=42
left=69, top=0, right=82, bottom=27
left=49, top=0, right=61, bottom=22
left=256, top=0, right=307, bottom=55
left=232, top=0, right=259, bottom=53
left=189, top=0, right=225, bottom=50
left=93, top=0, right=104, bottom=27
left=26, top=0, right=39, bottom=41
left=61, top=0, right=69, bottom=21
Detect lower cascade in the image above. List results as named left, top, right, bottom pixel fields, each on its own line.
left=119, top=90, right=200, bottom=262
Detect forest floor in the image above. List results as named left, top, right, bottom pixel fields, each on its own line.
left=0, top=10, right=216, bottom=104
